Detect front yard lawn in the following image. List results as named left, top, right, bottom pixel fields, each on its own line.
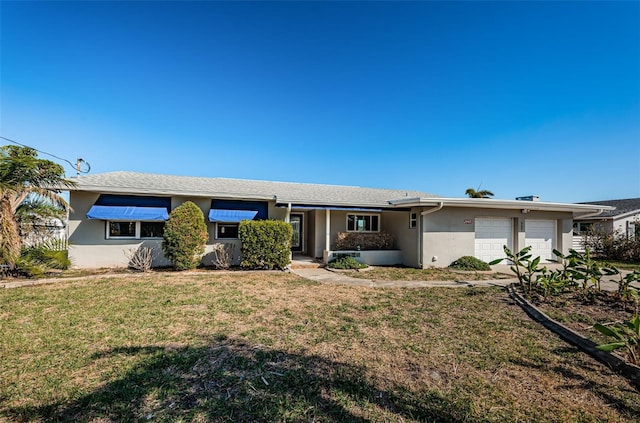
left=342, top=266, right=513, bottom=282
left=1, top=272, right=638, bottom=422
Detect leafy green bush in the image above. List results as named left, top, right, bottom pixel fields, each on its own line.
left=162, top=201, right=208, bottom=270
left=14, top=244, right=70, bottom=278
left=239, top=220, right=292, bottom=270
left=327, top=255, right=367, bottom=270
left=334, top=232, right=393, bottom=250
left=449, top=256, right=491, bottom=271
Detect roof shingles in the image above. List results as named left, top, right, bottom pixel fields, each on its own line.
left=578, top=198, right=640, bottom=218
left=71, top=171, right=438, bottom=208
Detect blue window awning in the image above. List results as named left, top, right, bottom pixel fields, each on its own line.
left=208, top=209, right=258, bottom=223
left=87, top=206, right=169, bottom=221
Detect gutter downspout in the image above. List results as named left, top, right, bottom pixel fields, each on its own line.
left=284, top=203, right=292, bottom=223
left=574, top=208, right=605, bottom=220
left=418, top=202, right=444, bottom=268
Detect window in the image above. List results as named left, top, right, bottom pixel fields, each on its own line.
left=409, top=212, right=417, bottom=229
left=107, top=221, right=165, bottom=239
left=217, top=223, right=239, bottom=239
left=573, top=222, right=593, bottom=235
left=109, top=222, right=135, bottom=238
left=628, top=221, right=640, bottom=240
left=346, top=214, right=380, bottom=232
left=141, top=221, right=165, bottom=238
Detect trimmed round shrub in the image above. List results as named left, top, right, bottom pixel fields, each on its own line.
left=162, top=201, right=208, bottom=270
left=327, top=255, right=367, bottom=270
left=449, top=256, right=491, bottom=271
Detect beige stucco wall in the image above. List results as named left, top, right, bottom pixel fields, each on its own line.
left=379, top=210, right=419, bottom=267
left=68, top=192, right=274, bottom=268
left=421, top=207, right=574, bottom=268
left=68, top=191, right=166, bottom=268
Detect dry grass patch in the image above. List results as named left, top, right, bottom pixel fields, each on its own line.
left=344, top=266, right=512, bottom=282
left=0, top=272, right=638, bottom=422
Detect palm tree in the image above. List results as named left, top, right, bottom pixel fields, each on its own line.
left=0, top=145, right=75, bottom=268
left=465, top=186, right=494, bottom=199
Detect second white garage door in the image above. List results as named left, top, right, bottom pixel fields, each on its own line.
left=475, top=218, right=513, bottom=263
left=525, top=219, right=556, bottom=262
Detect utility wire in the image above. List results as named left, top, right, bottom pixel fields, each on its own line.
left=0, top=136, right=91, bottom=174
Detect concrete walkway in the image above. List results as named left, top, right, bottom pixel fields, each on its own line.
left=291, top=267, right=519, bottom=288
left=292, top=265, right=639, bottom=291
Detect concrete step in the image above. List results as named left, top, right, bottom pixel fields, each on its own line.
left=290, top=262, right=325, bottom=270
left=290, top=257, right=324, bottom=270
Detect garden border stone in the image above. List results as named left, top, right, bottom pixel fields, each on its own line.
left=507, top=284, right=640, bottom=390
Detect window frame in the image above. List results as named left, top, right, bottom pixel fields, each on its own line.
left=346, top=213, right=381, bottom=233
left=215, top=222, right=240, bottom=240
left=105, top=221, right=165, bottom=240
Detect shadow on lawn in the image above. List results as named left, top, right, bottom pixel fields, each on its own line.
left=5, top=337, right=476, bottom=422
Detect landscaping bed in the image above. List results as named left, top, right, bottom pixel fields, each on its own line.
left=1, top=273, right=638, bottom=422
left=524, top=289, right=637, bottom=351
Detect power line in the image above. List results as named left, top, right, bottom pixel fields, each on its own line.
left=0, top=136, right=91, bottom=174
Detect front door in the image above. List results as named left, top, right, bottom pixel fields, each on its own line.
left=290, top=213, right=303, bottom=252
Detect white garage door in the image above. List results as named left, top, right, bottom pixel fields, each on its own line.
left=525, top=219, right=556, bottom=262
left=475, top=218, right=513, bottom=263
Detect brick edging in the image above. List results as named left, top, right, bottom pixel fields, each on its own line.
left=507, top=284, right=640, bottom=390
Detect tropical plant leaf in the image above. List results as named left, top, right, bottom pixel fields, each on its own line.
left=593, top=323, right=624, bottom=340
left=596, top=342, right=626, bottom=352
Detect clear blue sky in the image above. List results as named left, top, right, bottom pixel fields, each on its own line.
left=1, top=1, right=638, bottom=203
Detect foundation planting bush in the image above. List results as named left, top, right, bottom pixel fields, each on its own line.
left=14, top=244, right=71, bottom=278
left=239, top=220, right=292, bottom=270
left=327, top=254, right=367, bottom=270
left=450, top=256, right=491, bottom=271
left=334, top=231, right=393, bottom=250
left=162, top=201, right=208, bottom=270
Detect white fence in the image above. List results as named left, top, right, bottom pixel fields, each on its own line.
left=572, top=236, right=585, bottom=253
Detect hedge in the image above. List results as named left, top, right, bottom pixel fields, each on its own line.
left=239, top=220, right=293, bottom=270
left=334, top=231, right=394, bottom=250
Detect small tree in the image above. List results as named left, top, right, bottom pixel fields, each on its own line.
left=162, top=201, right=208, bottom=270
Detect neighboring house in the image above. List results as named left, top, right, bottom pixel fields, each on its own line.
left=21, top=217, right=67, bottom=248
left=67, top=171, right=612, bottom=268
left=574, top=198, right=640, bottom=238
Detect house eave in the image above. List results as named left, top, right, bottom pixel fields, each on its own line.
left=388, top=197, right=616, bottom=214
left=574, top=209, right=640, bottom=221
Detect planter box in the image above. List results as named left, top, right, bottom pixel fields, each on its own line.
left=324, top=250, right=402, bottom=266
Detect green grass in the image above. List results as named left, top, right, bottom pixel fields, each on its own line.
left=1, top=272, right=638, bottom=422
left=595, top=260, right=640, bottom=271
